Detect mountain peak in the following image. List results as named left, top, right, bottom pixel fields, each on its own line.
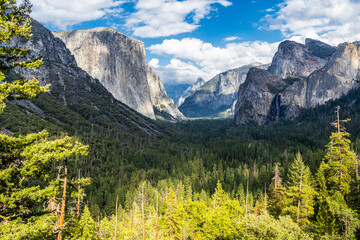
left=235, top=39, right=360, bottom=125
left=268, top=39, right=329, bottom=79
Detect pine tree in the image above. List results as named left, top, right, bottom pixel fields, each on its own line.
left=315, top=107, right=360, bottom=238
left=0, top=1, right=88, bottom=238
left=282, top=152, right=315, bottom=226
left=315, top=161, right=337, bottom=235
left=162, top=188, right=183, bottom=239
left=77, top=206, right=96, bottom=240
left=209, top=181, right=242, bottom=239
left=323, top=106, right=357, bottom=196
left=0, top=0, right=46, bottom=112
left=268, top=163, right=285, bottom=218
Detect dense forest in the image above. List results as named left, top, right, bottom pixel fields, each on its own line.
left=1, top=1, right=360, bottom=239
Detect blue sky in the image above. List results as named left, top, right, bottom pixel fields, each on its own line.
left=31, top=0, right=360, bottom=84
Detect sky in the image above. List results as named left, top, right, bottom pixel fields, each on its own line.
left=30, top=0, right=360, bottom=85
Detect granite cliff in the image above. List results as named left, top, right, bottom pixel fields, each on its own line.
left=179, top=63, right=268, bottom=118
left=54, top=28, right=184, bottom=120
left=13, top=20, right=161, bottom=135
left=234, top=39, right=360, bottom=125
left=146, top=65, right=186, bottom=120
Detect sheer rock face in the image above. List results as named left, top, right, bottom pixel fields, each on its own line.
left=235, top=39, right=360, bottom=125
left=268, top=39, right=333, bottom=79
left=234, top=68, right=280, bottom=124
left=179, top=63, right=268, bottom=118
left=145, top=65, right=186, bottom=120
left=54, top=28, right=156, bottom=119
left=15, top=20, right=161, bottom=136
left=305, top=42, right=360, bottom=108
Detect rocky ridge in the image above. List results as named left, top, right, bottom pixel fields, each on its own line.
left=54, top=28, right=185, bottom=120
left=235, top=38, right=360, bottom=125
left=177, top=77, right=205, bottom=107
left=146, top=65, right=186, bottom=120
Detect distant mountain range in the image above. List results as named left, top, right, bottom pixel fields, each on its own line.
left=164, top=83, right=191, bottom=107
left=178, top=63, right=268, bottom=118
left=10, top=19, right=360, bottom=127
left=174, top=38, right=360, bottom=124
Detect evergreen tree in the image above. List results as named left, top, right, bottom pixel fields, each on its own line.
left=76, top=205, right=96, bottom=240
left=283, top=152, right=315, bottom=226
left=209, top=181, right=243, bottom=239
left=161, top=187, right=183, bottom=239
left=323, top=107, right=357, bottom=196
left=0, top=1, right=88, bottom=238
left=268, top=163, right=286, bottom=218
left=0, top=0, right=46, bottom=112
left=315, top=108, right=360, bottom=238
left=315, top=161, right=337, bottom=235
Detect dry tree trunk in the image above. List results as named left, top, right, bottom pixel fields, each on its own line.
left=58, top=164, right=67, bottom=240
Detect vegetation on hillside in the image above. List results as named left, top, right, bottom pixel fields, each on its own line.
left=0, top=1, right=88, bottom=239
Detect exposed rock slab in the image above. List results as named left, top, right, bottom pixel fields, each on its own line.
left=268, top=39, right=334, bottom=79
left=234, top=68, right=280, bottom=124
left=54, top=28, right=155, bottom=119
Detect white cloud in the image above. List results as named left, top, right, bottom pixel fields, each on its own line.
left=264, top=8, right=275, bottom=12
left=125, top=0, right=232, bottom=38
left=149, top=58, right=160, bottom=68
left=30, top=0, right=126, bottom=30
left=224, top=36, right=240, bottom=42
left=150, top=58, right=216, bottom=84
left=263, top=0, right=360, bottom=45
left=148, top=38, right=278, bottom=84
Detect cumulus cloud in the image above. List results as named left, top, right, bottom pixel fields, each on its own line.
left=148, top=38, right=278, bottom=84
left=149, top=58, right=160, bottom=68
left=30, top=0, right=126, bottom=30
left=125, top=0, right=232, bottom=38
left=262, top=0, right=360, bottom=45
left=150, top=58, right=216, bottom=84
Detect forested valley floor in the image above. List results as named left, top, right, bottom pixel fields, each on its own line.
left=2, top=86, right=360, bottom=239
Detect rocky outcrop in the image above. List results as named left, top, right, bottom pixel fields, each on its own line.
left=268, top=39, right=335, bottom=78
left=14, top=19, right=161, bottom=135
left=177, top=78, right=205, bottom=106
left=234, top=68, right=280, bottom=124
left=146, top=65, right=186, bottom=120
left=234, top=39, right=360, bottom=125
left=179, top=63, right=267, bottom=118
left=305, top=42, right=360, bottom=108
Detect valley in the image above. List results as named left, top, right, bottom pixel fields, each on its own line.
left=1, top=2, right=360, bottom=239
